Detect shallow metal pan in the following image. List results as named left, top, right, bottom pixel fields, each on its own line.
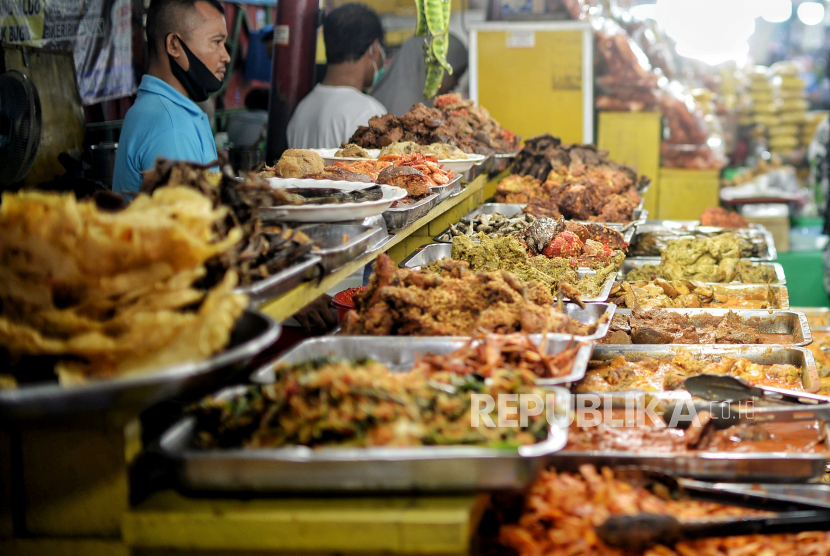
left=605, top=308, right=811, bottom=347
left=252, top=336, right=594, bottom=387
left=547, top=450, right=829, bottom=483
left=398, top=243, right=617, bottom=304
left=618, top=259, right=786, bottom=285
left=158, top=381, right=572, bottom=493
left=382, top=193, right=439, bottom=230
left=463, top=154, right=490, bottom=183
left=235, top=256, right=322, bottom=307
left=433, top=213, right=635, bottom=245
left=463, top=203, right=647, bottom=230
left=428, top=175, right=462, bottom=204
left=485, top=152, right=517, bottom=176
left=336, top=302, right=614, bottom=343
left=0, top=311, right=281, bottom=426
left=548, top=393, right=830, bottom=483
left=610, top=283, right=790, bottom=310
left=628, top=220, right=777, bottom=261
left=300, top=224, right=382, bottom=273
left=792, top=307, right=830, bottom=329
left=577, top=344, right=820, bottom=393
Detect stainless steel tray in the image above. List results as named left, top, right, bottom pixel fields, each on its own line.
left=571, top=209, right=648, bottom=229
left=338, top=302, right=614, bottom=343
left=610, top=283, right=791, bottom=310
left=618, top=258, right=787, bottom=285
left=792, top=307, right=830, bottom=328
left=463, top=203, right=647, bottom=230
left=382, top=193, right=439, bottom=230
left=158, top=381, right=572, bottom=493
left=607, top=308, right=811, bottom=346
left=300, top=224, right=382, bottom=272
left=486, top=152, right=517, bottom=176
left=549, top=393, right=830, bottom=483
left=235, top=255, right=322, bottom=307
left=628, top=220, right=777, bottom=261
left=434, top=218, right=636, bottom=245
left=398, top=243, right=617, bottom=304
left=578, top=344, right=821, bottom=393
left=0, top=311, right=281, bottom=426
left=463, top=155, right=489, bottom=183
left=429, top=175, right=462, bottom=203
left=251, top=336, right=594, bottom=387
left=547, top=450, right=829, bottom=483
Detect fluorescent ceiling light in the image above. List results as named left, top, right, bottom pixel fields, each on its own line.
left=797, top=2, right=825, bottom=25
left=759, top=0, right=792, bottom=23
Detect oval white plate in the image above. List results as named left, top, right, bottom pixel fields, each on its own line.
left=307, top=148, right=486, bottom=174
left=257, top=184, right=408, bottom=223
left=266, top=177, right=377, bottom=190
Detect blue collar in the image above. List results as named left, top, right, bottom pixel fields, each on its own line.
left=138, top=74, right=203, bottom=115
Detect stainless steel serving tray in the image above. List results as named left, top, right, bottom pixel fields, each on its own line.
left=610, top=283, right=791, bottom=310
left=251, top=336, right=594, bottom=387
left=337, top=302, right=614, bottom=343
left=398, top=243, right=617, bottom=304
left=792, top=307, right=830, bottom=328
left=382, top=193, right=439, bottom=230
left=628, top=220, right=777, bottom=261
left=158, top=382, right=572, bottom=493
left=464, top=154, right=490, bottom=183
left=460, top=203, right=646, bottom=231
left=548, top=392, right=830, bottom=483
left=606, top=308, right=811, bottom=347
left=433, top=209, right=636, bottom=245
left=577, top=344, right=821, bottom=393
left=548, top=448, right=829, bottom=483
left=428, top=175, right=462, bottom=203
left=618, top=258, right=787, bottom=285
left=300, top=224, right=383, bottom=273
left=0, top=311, right=281, bottom=426
left=486, top=152, right=517, bottom=176
left=235, top=256, right=322, bottom=307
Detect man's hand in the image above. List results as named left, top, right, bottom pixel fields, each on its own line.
left=293, top=295, right=337, bottom=334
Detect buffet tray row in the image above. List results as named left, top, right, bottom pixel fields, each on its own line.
left=152, top=335, right=828, bottom=493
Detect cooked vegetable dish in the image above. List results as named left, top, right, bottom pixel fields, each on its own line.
left=575, top=352, right=804, bottom=392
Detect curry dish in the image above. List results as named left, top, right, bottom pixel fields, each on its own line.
left=566, top=408, right=826, bottom=454
left=625, top=234, right=779, bottom=283
left=575, top=352, right=804, bottom=392
left=609, top=280, right=786, bottom=309
left=601, top=309, right=794, bottom=345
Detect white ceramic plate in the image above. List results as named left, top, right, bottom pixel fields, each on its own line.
left=307, top=148, right=486, bottom=174
left=308, top=148, right=381, bottom=165
left=256, top=184, right=408, bottom=223
left=266, top=177, right=376, bottom=190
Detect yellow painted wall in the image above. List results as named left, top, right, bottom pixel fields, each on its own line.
left=476, top=29, right=585, bottom=143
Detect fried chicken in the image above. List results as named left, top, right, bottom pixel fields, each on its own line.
left=342, top=254, right=598, bottom=337
left=497, top=135, right=645, bottom=223
left=700, top=207, right=749, bottom=228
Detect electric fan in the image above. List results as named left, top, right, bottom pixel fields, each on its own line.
left=0, top=70, right=42, bottom=186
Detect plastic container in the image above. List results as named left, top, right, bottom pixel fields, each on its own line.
left=331, top=287, right=366, bottom=323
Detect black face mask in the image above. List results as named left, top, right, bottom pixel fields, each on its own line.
left=167, top=34, right=223, bottom=102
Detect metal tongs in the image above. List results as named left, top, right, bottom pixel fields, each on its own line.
left=594, top=469, right=830, bottom=551
left=597, top=510, right=830, bottom=551
left=665, top=374, right=830, bottom=426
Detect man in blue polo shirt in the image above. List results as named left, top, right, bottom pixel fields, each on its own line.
left=113, top=0, right=230, bottom=193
